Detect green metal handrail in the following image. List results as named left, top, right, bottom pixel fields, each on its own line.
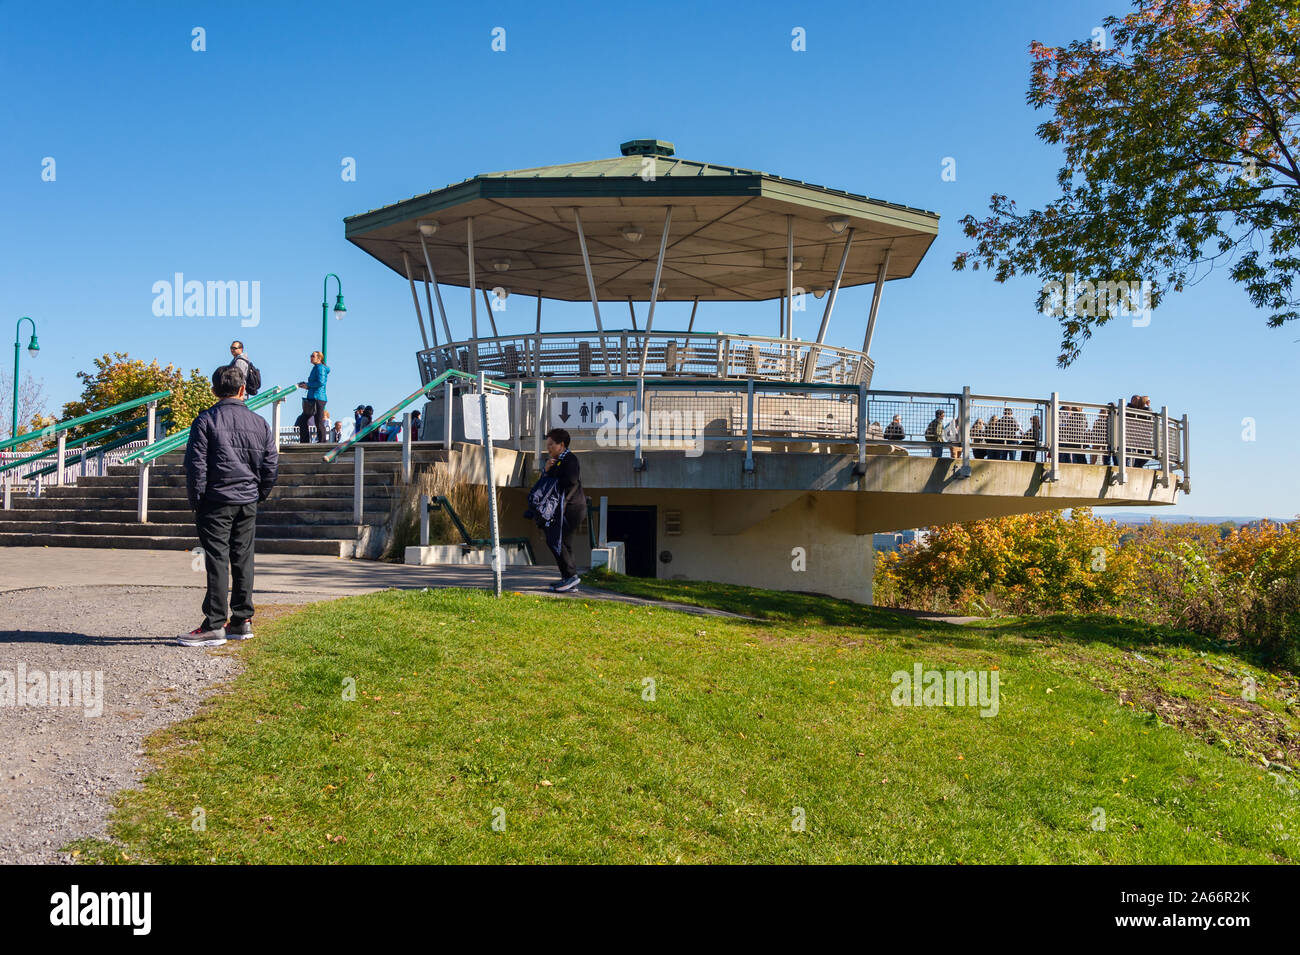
left=0, top=389, right=171, bottom=455
left=429, top=494, right=535, bottom=563
left=0, top=415, right=172, bottom=480
left=24, top=425, right=158, bottom=479
left=323, top=368, right=509, bottom=464
left=123, top=384, right=297, bottom=465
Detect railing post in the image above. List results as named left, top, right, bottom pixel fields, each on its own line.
left=272, top=397, right=283, bottom=448
left=443, top=378, right=454, bottom=449
left=402, top=411, right=413, bottom=483
left=744, top=378, right=755, bottom=473
left=54, top=432, right=66, bottom=486
left=1180, top=414, right=1191, bottom=492
left=535, top=378, right=546, bottom=472
left=1114, top=397, right=1128, bottom=486
left=3, top=482, right=10, bottom=510
left=512, top=381, right=523, bottom=451
left=620, top=333, right=629, bottom=377
left=1159, top=405, right=1171, bottom=488
left=137, top=462, right=149, bottom=523
left=854, top=382, right=867, bottom=476
left=633, top=377, right=646, bottom=470
left=146, top=401, right=158, bottom=448
left=958, top=385, right=972, bottom=478
left=598, top=495, right=608, bottom=547
left=420, top=494, right=430, bottom=547
left=96, top=449, right=104, bottom=477
left=1047, top=391, right=1060, bottom=482
left=353, top=444, right=364, bottom=523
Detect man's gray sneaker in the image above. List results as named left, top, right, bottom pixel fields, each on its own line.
left=226, top=619, right=254, bottom=640
left=177, top=625, right=227, bottom=647
left=555, top=575, right=581, bottom=592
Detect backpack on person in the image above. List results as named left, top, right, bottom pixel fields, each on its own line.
left=241, top=360, right=262, bottom=396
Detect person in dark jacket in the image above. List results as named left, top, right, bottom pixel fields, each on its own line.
left=295, top=350, right=329, bottom=443
left=177, top=364, right=279, bottom=646
left=543, top=428, right=586, bottom=592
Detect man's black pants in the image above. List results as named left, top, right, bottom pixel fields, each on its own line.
left=196, top=500, right=258, bottom=631
left=296, top=398, right=326, bottom=444
left=556, top=504, right=585, bottom=579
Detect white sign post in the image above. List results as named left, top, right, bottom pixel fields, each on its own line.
left=473, top=374, right=504, bottom=597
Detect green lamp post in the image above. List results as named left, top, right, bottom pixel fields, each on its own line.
left=321, top=274, right=346, bottom=363
left=12, top=316, right=40, bottom=440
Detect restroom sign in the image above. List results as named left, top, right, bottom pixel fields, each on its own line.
left=551, top=395, right=630, bottom=429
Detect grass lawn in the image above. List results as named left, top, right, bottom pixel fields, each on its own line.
left=73, top=574, right=1300, bottom=864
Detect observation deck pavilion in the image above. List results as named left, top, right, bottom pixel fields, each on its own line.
left=342, top=140, right=1188, bottom=600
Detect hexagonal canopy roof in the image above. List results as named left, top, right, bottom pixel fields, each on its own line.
left=344, top=140, right=939, bottom=302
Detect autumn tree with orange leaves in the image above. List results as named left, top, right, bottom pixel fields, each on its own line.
left=954, top=0, right=1300, bottom=366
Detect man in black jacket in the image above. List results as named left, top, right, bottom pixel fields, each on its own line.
left=543, top=428, right=585, bottom=592
left=177, top=364, right=279, bottom=646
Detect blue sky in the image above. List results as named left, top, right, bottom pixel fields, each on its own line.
left=1, top=0, right=1292, bottom=517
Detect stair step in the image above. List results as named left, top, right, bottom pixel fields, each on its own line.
left=0, top=508, right=374, bottom=526
left=0, top=532, right=353, bottom=556
left=0, top=520, right=372, bottom=539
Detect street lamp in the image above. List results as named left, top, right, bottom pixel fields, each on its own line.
left=321, top=273, right=346, bottom=364
left=12, top=316, right=39, bottom=440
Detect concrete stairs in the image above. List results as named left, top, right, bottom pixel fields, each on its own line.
left=0, top=443, right=448, bottom=557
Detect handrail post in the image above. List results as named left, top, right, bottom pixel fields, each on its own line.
left=137, top=462, right=149, bottom=523
left=854, top=382, right=867, bottom=476
left=535, top=378, right=546, bottom=472
left=353, top=444, right=364, bottom=523
left=1180, top=414, right=1191, bottom=492
left=1159, top=405, right=1171, bottom=488
left=420, top=494, right=430, bottom=547
left=958, top=385, right=972, bottom=478
left=633, top=377, right=645, bottom=470
left=1047, top=391, right=1060, bottom=482
left=402, top=411, right=413, bottom=483
left=443, top=378, right=454, bottom=449
left=3, top=482, right=10, bottom=510
left=1115, top=397, right=1128, bottom=486
left=146, top=401, right=158, bottom=447
left=744, top=377, right=755, bottom=473
left=512, top=381, right=523, bottom=451
left=54, top=432, right=66, bottom=486
left=271, top=396, right=284, bottom=448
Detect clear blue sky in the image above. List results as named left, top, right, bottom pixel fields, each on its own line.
left=1, top=0, right=1291, bottom=517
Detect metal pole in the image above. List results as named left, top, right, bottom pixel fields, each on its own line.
left=744, top=377, right=755, bottom=473
left=628, top=298, right=637, bottom=331
left=353, top=444, right=364, bottom=523
left=861, top=249, right=892, bottom=356
left=402, top=411, right=412, bottom=483
left=855, top=382, right=867, bottom=475
left=443, top=379, right=454, bottom=448
left=272, top=397, right=283, bottom=447
left=402, top=251, right=432, bottom=351
left=633, top=377, right=646, bottom=470
left=1115, top=397, right=1128, bottom=486
left=637, top=206, right=673, bottom=381
left=419, top=233, right=455, bottom=358
left=512, top=381, right=523, bottom=451
left=321, top=273, right=342, bottom=365
left=479, top=371, right=503, bottom=597
left=422, top=274, right=440, bottom=350
left=960, top=385, right=972, bottom=477
left=12, top=317, right=38, bottom=440
left=687, top=296, right=699, bottom=333
left=146, top=401, right=158, bottom=447
left=572, top=208, right=612, bottom=370
left=785, top=214, right=794, bottom=340
left=1180, top=413, right=1191, bottom=492
left=535, top=290, right=542, bottom=334
left=419, top=494, right=430, bottom=547
left=54, top=431, right=66, bottom=486
left=1048, top=392, right=1060, bottom=482
left=467, top=216, right=478, bottom=372
left=535, top=378, right=546, bottom=472
left=598, top=495, right=608, bottom=547
left=804, top=228, right=855, bottom=382
left=2, top=482, right=9, bottom=510
left=481, top=286, right=500, bottom=338
left=137, top=463, right=149, bottom=523
left=1160, top=405, right=1171, bottom=487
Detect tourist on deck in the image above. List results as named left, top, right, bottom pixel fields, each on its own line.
left=177, top=363, right=278, bottom=647
left=925, top=409, right=947, bottom=458
left=295, top=351, right=329, bottom=444
left=541, top=428, right=585, bottom=592
left=971, top=418, right=987, bottom=459
left=1127, top=395, right=1152, bottom=467
left=1020, top=414, right=1042, bottom=462
left=884, top=415, right=905, bottom=442
left=331, top=421, right=343, bottom=443
left=991, top=408, right=1019, bottom=460
left=943, top=413, right=961, bottom=458
left=868, top=420, right=883, bottom=440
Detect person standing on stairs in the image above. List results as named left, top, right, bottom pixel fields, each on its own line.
left=295, top=351, right=329, bottom=443
left=177, top=363, right=279, bottom=647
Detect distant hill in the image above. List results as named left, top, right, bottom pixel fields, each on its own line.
left=1098, top=512, right=1293, bottom=526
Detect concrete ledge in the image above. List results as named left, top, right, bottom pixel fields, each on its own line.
left=590, top=542, right=626, bottom=574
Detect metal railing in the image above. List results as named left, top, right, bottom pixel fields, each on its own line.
left=417, top=329, right=875, bottom=388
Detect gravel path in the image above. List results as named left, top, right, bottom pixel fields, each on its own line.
left=0, top=585, right=318, bottom=865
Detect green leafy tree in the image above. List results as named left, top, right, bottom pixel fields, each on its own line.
left=60, top=353, right=213, bottom=441
left=954, top=0, right=1300, bottom=366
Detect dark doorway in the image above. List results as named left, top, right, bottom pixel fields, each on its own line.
left=606, top=506, right=657, bottom=577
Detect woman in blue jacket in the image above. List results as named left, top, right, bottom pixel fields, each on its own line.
left=296, top=351, right=329, bottom=443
